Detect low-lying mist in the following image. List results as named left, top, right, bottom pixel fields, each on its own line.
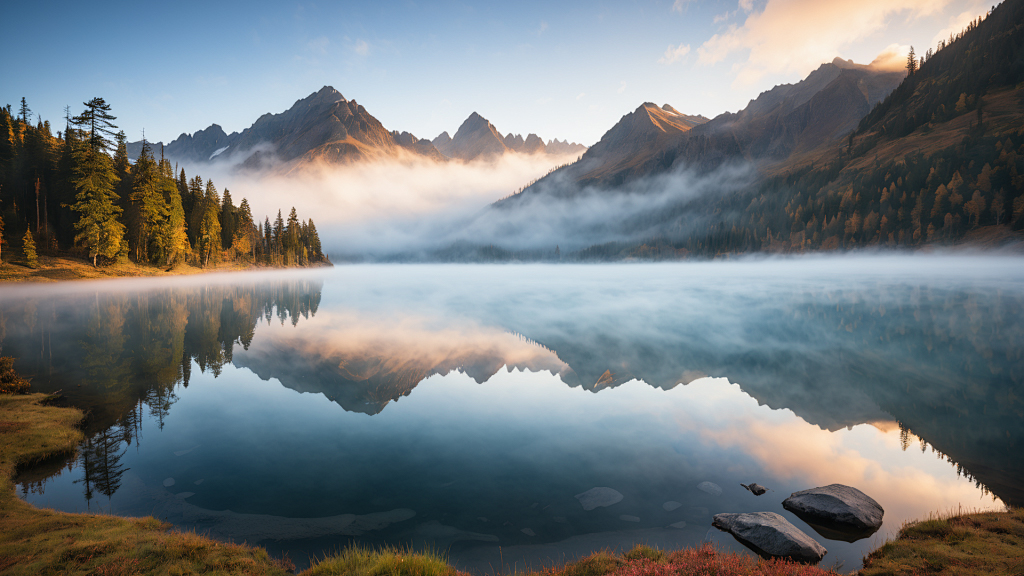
left=185, top=153, right=755, bottom=259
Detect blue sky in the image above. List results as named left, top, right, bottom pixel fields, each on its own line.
left=2, top=0, right=987, bottom=146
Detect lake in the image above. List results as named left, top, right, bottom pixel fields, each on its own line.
left=4, top=256, right=1021, bottom=573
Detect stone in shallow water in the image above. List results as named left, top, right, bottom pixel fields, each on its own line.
left=521, top=528, right=536, bottom=536
left=163, top=478, right=175, bottom=487
left=552, top=516, right=567, bottom=523
left=669, top=521, right=687, bottom=529
left=663, top=501, right=682, bottom=511
left=697, top=481, right=722, bottom=496
left=194, top=479, right=204, bottom=485
left=574, top=487, right=623, bottom=511
left=712, top=512, right=826, bottom=563
left=176, top=492, right=195, bottom=499
left=619, top=515, right=640, bottom=522
left=741, top=483, right=769, bottom=496
left=782, top=484, right=883, bottom=542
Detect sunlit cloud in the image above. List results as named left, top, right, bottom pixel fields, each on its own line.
left=697, top=0, right=951, bottom=85
left=869, top=43, right=911, bottom=71
left=659, top=43, right=691, bottom=65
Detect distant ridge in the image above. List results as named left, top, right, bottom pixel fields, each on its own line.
left=431, top=111, right=586, bottom=161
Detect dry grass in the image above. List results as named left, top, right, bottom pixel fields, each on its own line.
left=304, top=545, right=465, bottom=576
left=0, top=254, right=255, bottom=284
left=522, top=544, right=840, bottom=576
left=861, top=508, right=1024, bottom=576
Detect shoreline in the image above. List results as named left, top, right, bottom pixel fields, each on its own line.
left=0, top=254, right=331, bottom=284
left=2, top=390, right=1021, bottom=575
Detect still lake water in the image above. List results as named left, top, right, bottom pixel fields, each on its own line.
left=4, top=256, right=1022, bottom=572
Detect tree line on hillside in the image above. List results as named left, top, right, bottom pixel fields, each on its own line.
left=570, top=3, right=1024, bottom=261
left=0, top=99, right=327, bottom=268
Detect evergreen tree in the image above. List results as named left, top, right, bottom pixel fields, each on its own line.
left=127, top=141, right=165, bottom=262
left=152, top=158, right=189, bottom=266
left=234, top=198, right=256, bottom=261
left=22, top=229, right=38, bottom=267
left=70, top=139, right=124, bottom=266
left=72, top=98, right=117, bottom=154
left=112, top=131, right=132, bottom=208
left=906, top=46, right=917, bottom=75
left=220, top=189, right=236, bottom=252
left=19, top=97, right=31, bottom=126
left=196, top=180, right=222, bottom=267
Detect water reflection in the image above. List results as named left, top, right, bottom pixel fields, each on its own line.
left=3, top=258, right=1021, bottom=572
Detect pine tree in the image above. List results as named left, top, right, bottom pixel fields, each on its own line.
left=112, top=131, right=132, bottom=208
left=19, top=97, right=31, bottom=126
left=128, top=141, right=166, bottom=262
left=153, top=159, right=189, bottom=266
left=196, top=180, right=222, bottom=267
left=70, top=141, right=124, bottom=266
left=906, top=46, right=917, bottom=75
left=22, top=229, right=38, bottom=267
left=285, top=207, right=300, bottom=264
left=72, top=98, right=117, bottom=154
left=234, top=198, right=256, bottom=261
left=220, top=189, right=236, bottom=252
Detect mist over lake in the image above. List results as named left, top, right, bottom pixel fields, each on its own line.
left=3, top=254, right=1020, bottom=572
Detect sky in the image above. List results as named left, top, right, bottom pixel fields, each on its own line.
left=2, top=0, right=990, bottom=147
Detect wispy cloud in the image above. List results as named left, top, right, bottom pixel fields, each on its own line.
left=697, top=0, right=951, bottom=86
left=307, top=36, right=329, bottom=54
left=354, top=39, right=370, bottom=56
left=671, top=0, right=693, bottom=13
left=537, top=20, right=549, bottom=35
left=617, top=81, right=627, bottom=94
left=658, top=43, right=691, bottom=65
left=576, top=92, right=586, bottom=100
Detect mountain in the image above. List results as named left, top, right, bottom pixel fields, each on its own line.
left=431, top=112, right=587, bottom=161
left=510, top=58, right=901, bottom=192
left=129, top=86, right=444, bottom=170
left=487, top=0, right=1024, bottom=260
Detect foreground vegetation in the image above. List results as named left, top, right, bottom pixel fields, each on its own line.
left=861, top=508, right=1024, bottom=576
left=1, top=361, right=1019, bottom=576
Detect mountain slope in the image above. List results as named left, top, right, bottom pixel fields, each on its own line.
left=129, top=86, right=443, bottom=170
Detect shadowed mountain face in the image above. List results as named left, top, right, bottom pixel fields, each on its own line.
left=515, top=58, right=902, bottom=191
left=432, top=112, right=587, bottom=161
left=128, top=86, right=443, bottom=170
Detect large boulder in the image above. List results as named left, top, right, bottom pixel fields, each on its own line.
left=782, top=484, right=883, bottom=542
left=712, top=512, right=827, bottom=563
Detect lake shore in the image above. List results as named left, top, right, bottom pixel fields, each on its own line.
left=0, top=255, right=331, bottom=284
left=2, top=388, right=1018, bottom=576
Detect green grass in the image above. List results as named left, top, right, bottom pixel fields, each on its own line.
left=861, top=508, right=1024, bottom=576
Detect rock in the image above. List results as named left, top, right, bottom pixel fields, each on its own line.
left=176, top=492, right=195, bottom=499
left=669, top=520, right=687, bottom=529
left=619, top=515, right=640, bottom=522
left=575, top=487, right=623, bottom=510
left=163, top=478, right=175, bottom=487
left=521, top=528, right=536, bottom=536
left=193, top=479, right=204, bottom=485
left=712, top=512, right=826, bottom=563
left=782, top=484, right=883, bottom=542
left=663, top=501, right=682, bottom=511
left=697, top=481, right=722, bottom=496
left=741, top=483, right=769, bottom=496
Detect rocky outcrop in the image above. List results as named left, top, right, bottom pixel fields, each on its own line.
left=782, top=484, right=883, bottom=542
left=712, top=511, right=827, bottom=563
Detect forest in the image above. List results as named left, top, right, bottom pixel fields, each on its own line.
left=0, top=100, right=328, bottom=269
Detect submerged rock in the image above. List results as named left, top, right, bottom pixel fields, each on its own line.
left=575, top=487, right=623, bottom=510
left=697, top=481, right=722, bottom=496
left=669, top=521, right=687, bottom=529
left=663, top=501, right=682, bottom=511
left=741, top=483, right=769, bottom=496
left=619, top=515, right=640, bottom=522
left=782, top=484, right=883, bottom=541
left=521, top=528, right=536, bottom=536
left=712, top=512, right=826, bottom=563
left=162, top=478, right=175, bottom=487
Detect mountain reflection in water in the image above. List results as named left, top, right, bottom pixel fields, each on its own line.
left=4, top=257, right=1021, bottom=572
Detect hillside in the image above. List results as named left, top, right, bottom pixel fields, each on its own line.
left=483, top=0, right=1023, bottom=259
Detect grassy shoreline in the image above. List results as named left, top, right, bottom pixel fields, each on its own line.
left=0, top=254, right=260, bottom=283
left=1, top=389, right=1018, bottom=576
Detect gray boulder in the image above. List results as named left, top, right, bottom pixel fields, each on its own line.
left=741, top=482, right=769, bottom=496
left=782, top=484, right=883, bottom=541
left=712, top=512, right=826, bottom=563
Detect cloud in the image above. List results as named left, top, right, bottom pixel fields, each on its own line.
left=697, top=0, right=951, bottom=85
left=659, top=43, right=691, bottom=65
left=671, top=0, right=693, bottom=13
left=537, top=20, right=549, bottom=35
left=576, top=92, right=586, bottom=100
left=354, top=39, right=370, bottom=56
left=306, top=36, right=329, bottom=54
left=869, top=43, right=911, bottom=71
left=617, top=81, right=627, bottom=94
